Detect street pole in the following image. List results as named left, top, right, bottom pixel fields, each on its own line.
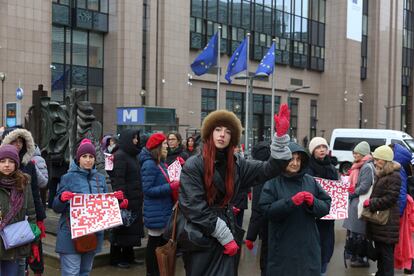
left=244, top=33, right=250, bottom=156
left=0, top=73, right=5, bottom=127
left=270, top=38, right=276, bottom=138
left=216, top=26, right=221, bottom=110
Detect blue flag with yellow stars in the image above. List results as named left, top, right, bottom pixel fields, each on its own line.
left=255, top=42, right=275, bottom=76
left=225, top=38, right=248, bottom=83
left=191, top=32, right=218, bottom=76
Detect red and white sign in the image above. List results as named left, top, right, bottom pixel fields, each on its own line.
left=314, top=176, right=350, bottom=220
left=70, top=193, right=123, bottom=239
left=167, top=160, right=182, bottom=182
left=104, top=153, right=114, bottom=171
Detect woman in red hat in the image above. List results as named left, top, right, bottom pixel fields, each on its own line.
left=179, top=104, right=292, bottom=276
left=139, top=133, right=179, bottom=276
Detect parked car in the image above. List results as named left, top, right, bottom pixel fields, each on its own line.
left=329, top=128, right=414, bottom=173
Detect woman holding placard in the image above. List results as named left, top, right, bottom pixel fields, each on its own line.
left=53, top=139, right=110, bottom=276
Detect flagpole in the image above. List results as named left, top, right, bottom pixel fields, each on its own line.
left=216, top=26, right=221, bottom=110
left=270, top=38, right=276, bottom=138
left=244, top=33, right=250, bottom=155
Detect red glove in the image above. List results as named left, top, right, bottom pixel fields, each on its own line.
left=177, top=156, right=186, bottom=166
left=303, top=192, right=314, bottom=206
left=113, top=190, right=124, bottom=200
left=232, top=206, right=241, bottom=216
left=37, top=221, right=46, bottom=239
left=223, top=240, right=239, bottom=256
left=119, top=199, right=129, bottom=209
left=291, top=192, right=306, bottom=206
left=348, top=185, right=355, bottom=194
left=169, top=181, right=180, bottom=191
left=29, top=243, right=40, bottom=263
left=60, top=191, right=74, bottom=202
left=274, top=103, right=290, bottom=137
left=245, top=240, right=254, bottom=250
left=363, top=199, right=370, bottom=207
left=248, top=191, right=252, bottom=201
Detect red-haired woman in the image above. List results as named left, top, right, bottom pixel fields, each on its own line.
left=179, top=105, right=292, bottom=276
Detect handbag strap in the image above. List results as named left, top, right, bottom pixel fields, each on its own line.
left=171, top=202, right=179, bottom=241
left=158, top=164, right=170, bottom=183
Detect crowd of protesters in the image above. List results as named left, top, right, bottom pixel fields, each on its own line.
left=1, top=102, right=414, bottom=276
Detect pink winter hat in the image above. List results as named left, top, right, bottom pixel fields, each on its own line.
left=76, top=139, right=96, bottom=161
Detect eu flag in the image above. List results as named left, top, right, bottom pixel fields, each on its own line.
left=191, top=33, right=218, bottom=76
left=255, top=42, right=275, bottom=76
left=225, top=38, right=248, bottom=83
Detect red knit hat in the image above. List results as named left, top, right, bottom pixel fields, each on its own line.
left=146, top=133, right=166, bottom=150
left=76, top=139, right=96, bottom=161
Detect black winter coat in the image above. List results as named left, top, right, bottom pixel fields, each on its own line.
left=179, top=153, right=288, bottom=276
left=307, top=155, right=338, bottom=265
left=259, top=173, right=331, bottom=276
left=366, top=165, right=401, bottom=244
left=110, top=129, right=144, bottom=247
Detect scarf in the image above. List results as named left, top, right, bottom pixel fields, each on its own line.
left=348, top=155, right=372, bottom=193
left=0, top=175, right=24, bottom=230
left=308, top=155, right=338, bottom=180
left=187, top=146, right=194, bottom=152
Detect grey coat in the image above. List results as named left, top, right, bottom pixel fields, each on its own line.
left=342, top=160, right=375, bottom=234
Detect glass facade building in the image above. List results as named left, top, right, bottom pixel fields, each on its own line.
left=51, top=0, right=108, bottom=122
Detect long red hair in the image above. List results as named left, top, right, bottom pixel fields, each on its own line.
left=203, top=135, right=235, bottom=206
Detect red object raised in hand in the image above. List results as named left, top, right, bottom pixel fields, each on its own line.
left=223, top=240, right=239, bottom=256
left=113, top=190, right=124, bottom=200
left=363, top=199, right=370, bottom=207
left=37, top=221, right=46, bottom=239
left=60, top=191, right=74, bottom=202
left=291, top=192, right=306, bottom=206
left=274, top=103, right=290, bottom=137
left=119, top=199, right=129, bottom=209
left=245, top=240, right=254, bottom=250
left=303, top=192, right=314, bottom=206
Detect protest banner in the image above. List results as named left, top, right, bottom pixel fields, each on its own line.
left=70, top=193, right=123, bottom=239
left=167, top=160, right=182, bottom=181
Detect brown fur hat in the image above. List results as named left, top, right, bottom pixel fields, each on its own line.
left=201, top=110, right=242, bottom=146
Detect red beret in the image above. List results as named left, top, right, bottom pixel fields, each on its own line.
left=146, top=133, right=166, bottom=150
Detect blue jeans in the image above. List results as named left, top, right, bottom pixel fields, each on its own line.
left=0, top=260, right=19, bottom=276
left=60, top=252, right=96, bottom=276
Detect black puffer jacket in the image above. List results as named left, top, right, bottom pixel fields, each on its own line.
left=366, top=164, right=401, bottom=244
left=110, top=129, right=144, bottom=246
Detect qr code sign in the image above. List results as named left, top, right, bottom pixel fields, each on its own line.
left=314, top=177, right=350, bottom=220
left=70, top=193, right=123, bottom=239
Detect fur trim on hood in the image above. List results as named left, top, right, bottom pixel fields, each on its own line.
left=201, top=109, right=242, bottom=146
left=2, top=128, right=35, bottom=166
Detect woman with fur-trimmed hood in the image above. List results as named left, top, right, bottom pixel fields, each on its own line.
left=179, top=104, right=292, bottom=276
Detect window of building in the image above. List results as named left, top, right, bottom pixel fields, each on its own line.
left=201, top=88, right=217, bottom=122
left=226, top=91, right=245, bottom=124
left=290, top=98, right=299, bottom=139
left=310, top=99, right=317, bottom=139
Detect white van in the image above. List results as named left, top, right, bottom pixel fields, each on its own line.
left=329, top=128, right=414, bottom=173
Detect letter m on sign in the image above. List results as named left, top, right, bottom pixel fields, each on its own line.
left=123, top=109, right=138, bottom=123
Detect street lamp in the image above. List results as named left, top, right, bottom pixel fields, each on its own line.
left=385, top=103, right=405, bottom=129
left=286, top=85, right=310, bottom=109
left=286, top=86, right=310, bottom=138
left=0, top=72, right=5, bottom=127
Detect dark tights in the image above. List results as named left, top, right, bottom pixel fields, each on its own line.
left=146, top=235, right=166, bottom=276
